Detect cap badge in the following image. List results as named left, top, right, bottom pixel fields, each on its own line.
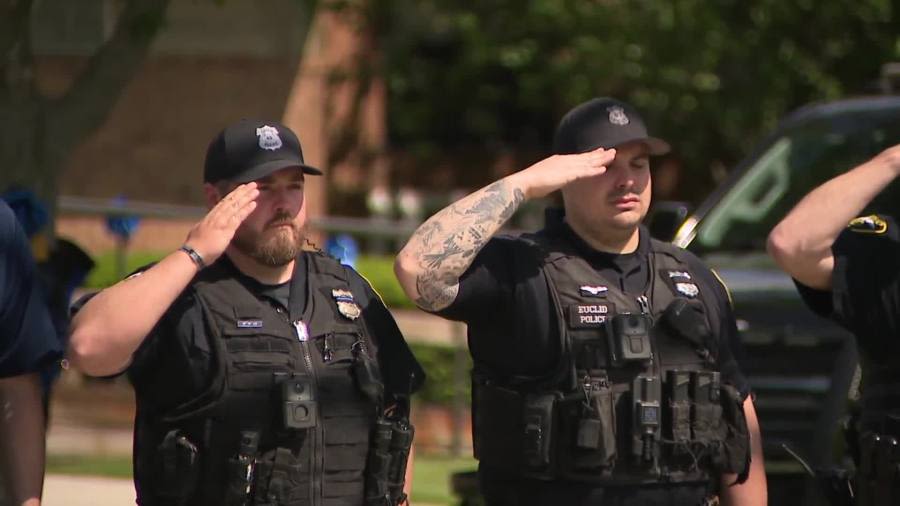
left=256, top=125, right=283, bottom=151
left=607, top=106, right=630, bottom=126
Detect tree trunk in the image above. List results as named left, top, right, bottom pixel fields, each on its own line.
left=0, top=0, right=172, bottom=226
left=0, top=97, right=63, bottom=218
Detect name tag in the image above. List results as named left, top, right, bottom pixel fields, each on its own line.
left=568, top=303, right=615, bottom=328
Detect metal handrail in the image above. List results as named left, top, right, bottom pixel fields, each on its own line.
left=57, top=195, right=421, bottom=239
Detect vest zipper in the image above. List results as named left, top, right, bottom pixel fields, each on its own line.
left=637, top=295, right=651, bottom=315
left=292, top=318, right=323, bottom=505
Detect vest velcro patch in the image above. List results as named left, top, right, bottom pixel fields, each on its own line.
left=568, top=303, right=615, bottom=328
left=237, top=319, right=263, bottom=328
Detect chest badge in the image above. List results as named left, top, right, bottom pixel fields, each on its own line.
left=332, top=288, right=361, bottom=320
left=675, top=282, right=699, bottom=298
left=579, top=285, right=608, bottom=297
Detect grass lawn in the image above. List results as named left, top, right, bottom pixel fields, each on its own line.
left=46, top=454, right=133, bottom=479
left=410, top=453, right=477, bottom=505
left=46, top=452, right=475, bottom=505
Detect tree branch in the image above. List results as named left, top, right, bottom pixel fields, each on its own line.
left=49, top=0, right=172, bottom=151
left=0, top=0, right=36, bottom=97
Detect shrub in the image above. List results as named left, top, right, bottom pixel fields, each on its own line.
left=408, top=342, right=472, bottom=406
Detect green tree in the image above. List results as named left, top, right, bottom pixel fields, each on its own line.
left=1, top=0, right=173, bottom=216
left=379, top=0, right=900, bottom=201
left=0, top=0, right=319, bottom=221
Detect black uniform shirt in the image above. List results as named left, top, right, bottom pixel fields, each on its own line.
left=0, top=201, right=61, bottom=377
left=437, top=219, right=749, bottom=395
left=77, top=253, right=422, bottom=411
left=796, top=215, right=900, bottom=360
left=435, top=216, right=749, bottom=506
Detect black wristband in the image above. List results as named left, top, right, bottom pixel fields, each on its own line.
left=179, top=245, right=206, bottom=269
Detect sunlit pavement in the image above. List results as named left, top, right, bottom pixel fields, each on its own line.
left=44, top=476, right=445, bottom=506
left=44, top=474, right=135, bottom=506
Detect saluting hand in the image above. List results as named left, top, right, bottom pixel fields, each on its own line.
left=184, top=182, right=259, bottom=266
left=510, top=147, right=617, bottom=200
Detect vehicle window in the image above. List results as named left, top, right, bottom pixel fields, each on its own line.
left=695, top=108, right=900, bottom=252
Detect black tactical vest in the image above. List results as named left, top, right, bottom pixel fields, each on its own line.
left=133, top=252, right=382, bottom=506
left=471, top=231, right=750, bottom=487
left=850, top=359, right=900, bottom=506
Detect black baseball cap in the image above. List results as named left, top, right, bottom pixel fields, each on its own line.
left=552, top=97, right=670, bottom=156
left=203, top=119, right=322, bottom=183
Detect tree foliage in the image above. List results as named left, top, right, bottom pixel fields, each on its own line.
left=0, top=0, right=173, bottom=217
left=378, top=0, right=899, bottom=200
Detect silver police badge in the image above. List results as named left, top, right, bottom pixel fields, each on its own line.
left=332, top=289, right=361, bottom=320
left=608, top=106, right=630, bottom=126
left=675, top=282, right=700, bottom=298
left=256, top=125, right=283, bottom=151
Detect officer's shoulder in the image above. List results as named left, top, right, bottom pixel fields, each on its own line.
left=650, top=238, right=726, bottom=292
left=0, top=202, right=24, bottom=250
left=650, top=238, right=708, bottom=267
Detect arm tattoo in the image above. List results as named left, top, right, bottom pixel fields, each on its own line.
left=408, top=180, right=525, bottom=311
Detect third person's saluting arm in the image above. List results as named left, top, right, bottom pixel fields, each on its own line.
left=394, top=148, right=616, bottom=312
left=767, top=144, right=900, bottom=290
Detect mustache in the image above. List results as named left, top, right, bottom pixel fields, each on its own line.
left=266, top=212, right=295, bottom=228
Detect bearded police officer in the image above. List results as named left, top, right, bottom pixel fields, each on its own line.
left=69, top=120, right=423, bottom=506
left=395, top=98, right=766, bottom=506
left=768, top=144, right=900, bottom=506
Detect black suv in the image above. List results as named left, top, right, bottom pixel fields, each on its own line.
left=666, top=95, right=900, bottom=504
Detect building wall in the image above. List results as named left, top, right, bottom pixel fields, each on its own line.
left=36, top=0, right=388, bottom=254
left=46, top=56, right=302, bottom=206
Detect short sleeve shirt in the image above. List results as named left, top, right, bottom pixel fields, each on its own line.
left=795, top=215, right=900, bottom=359
left=0, top=201, right=61, bottom=377
left=122, top=253, right=422, bottom=410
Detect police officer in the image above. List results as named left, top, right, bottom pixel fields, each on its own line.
left=69, top=120, right=423, bottom=506
left=0, top=199, right=62, bottom=506
left=395, top=98, right=766, bottom=506
left=768, top=144, right=900, bottom=506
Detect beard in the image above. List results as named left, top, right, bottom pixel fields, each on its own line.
left=232, top=214, right=305, bottom=267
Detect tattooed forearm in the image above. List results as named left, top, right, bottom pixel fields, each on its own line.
left=400, top=179, right=526, bottom=311
left=414, top=272, right=460, bottom=312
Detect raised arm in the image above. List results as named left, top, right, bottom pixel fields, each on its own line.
left=68, top=183, right=259, bottom=376
left=767, top=144, right=900, bottom=290
left=394, top=148, right=616, bottom=312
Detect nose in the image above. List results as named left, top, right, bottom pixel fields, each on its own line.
left=269, top=187, right=292, bottom=210
left=614, top=169, right=634, bottom=191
